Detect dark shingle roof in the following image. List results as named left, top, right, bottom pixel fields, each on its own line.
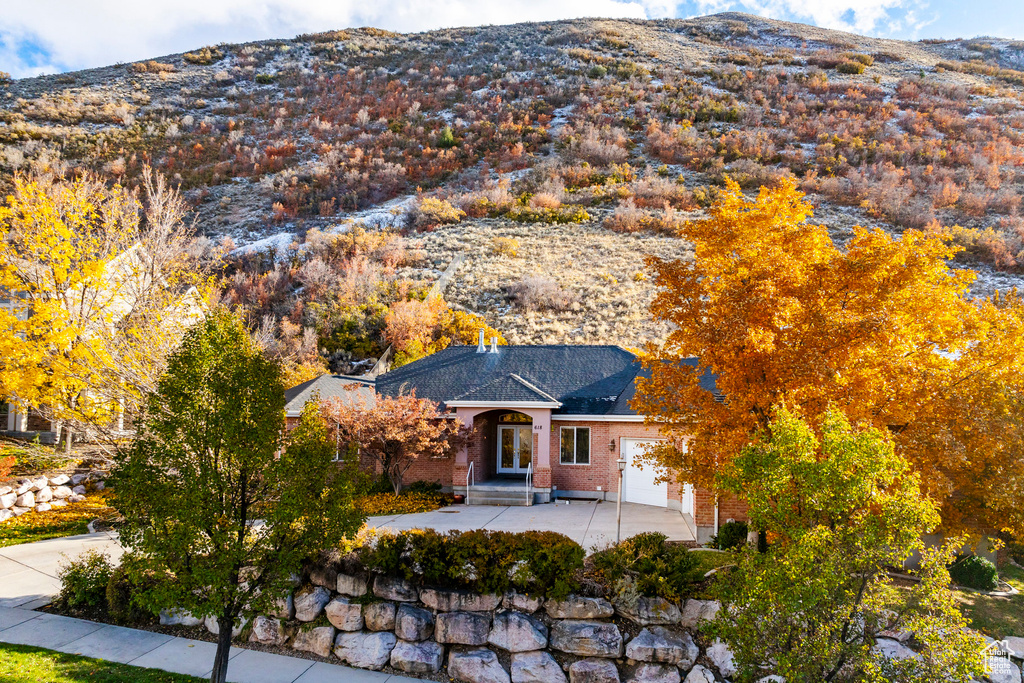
left=284, top=374, right=376, bottom=416
left=375, top=345, right=653, bottom=415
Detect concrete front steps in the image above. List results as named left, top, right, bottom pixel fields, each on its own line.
left=462, top=480, right=534, bottom=506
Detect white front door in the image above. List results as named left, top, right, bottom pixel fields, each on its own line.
left=622, top=439, right=668, bottom=507
left=497, top=425, right=533, bottom=474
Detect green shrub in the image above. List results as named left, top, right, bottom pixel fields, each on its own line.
left=255, top=74, right=274, bottom=84
left=437, top=126, right=456, bottom=149
left=57, top=549, right=113, bottom=611
left=358, top=528, right=584, bottom=599
left=588, top=65, right=608, bottom=78
left=714, top=520, right=749, bottom=550
left=949, top=554, right=998, bottom=591
left=837, top=60, right=866, bottom=75
left=105, top=563, right=159, bottom=624
left=592, top=532, right=702, bottom=600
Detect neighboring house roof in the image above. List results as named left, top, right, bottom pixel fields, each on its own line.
left=373, top=344, right=718, bottom=416
left=284, top=374, right=376, bottom=417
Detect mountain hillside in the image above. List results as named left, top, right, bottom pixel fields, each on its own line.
left=3, top=14, right=1024, bottom=369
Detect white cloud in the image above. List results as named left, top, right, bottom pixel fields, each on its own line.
left=691, top=0, right=919, bottom=36
left=0, top=0, right=649, bottom=78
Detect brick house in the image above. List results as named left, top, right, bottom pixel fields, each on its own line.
left=285, top=332, right=748, bottom=542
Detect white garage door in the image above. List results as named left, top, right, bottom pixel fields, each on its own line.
left=622, top=439, right=668, bottom=507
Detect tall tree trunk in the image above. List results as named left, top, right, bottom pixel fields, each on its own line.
left=209, top=611, right=234, bottom=683
left=65, top=428, right=72, bottom=456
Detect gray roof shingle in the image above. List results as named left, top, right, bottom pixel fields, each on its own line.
left=374, top=345, right=706, bottom=416
left=284, top=374, right=376, bottom=416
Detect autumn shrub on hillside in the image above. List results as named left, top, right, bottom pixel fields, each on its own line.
left=505, top=277, right=571, bottom=311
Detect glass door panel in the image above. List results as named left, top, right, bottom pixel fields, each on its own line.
left=517, top=427, right=532, bottom=470
left=500, top=427, right=516, bottom=470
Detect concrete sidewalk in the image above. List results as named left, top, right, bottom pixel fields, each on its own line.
left=367, top=500, right=695, bottom=551
left=0, top=606, right=418, bottom=682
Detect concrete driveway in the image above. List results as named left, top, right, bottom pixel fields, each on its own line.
left=366, top=501, right=695, bottom=552
left=0, top=531, right=123, bottom=609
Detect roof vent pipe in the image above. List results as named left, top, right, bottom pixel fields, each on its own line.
left=477, top=329, right=486, bottom=353
left=490, top=336, right=499, bottom=353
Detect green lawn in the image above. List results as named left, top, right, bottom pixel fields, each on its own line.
left=0, top=495, right=115, bottom=548
left=691, top=548, right=737, bottom=576
left=957, top=563, right=1024, bottom=638
left=0, top=642, right=204, bottom=683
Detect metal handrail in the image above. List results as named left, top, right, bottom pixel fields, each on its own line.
left=525, top=461, right=533, bottom=506
left=466, top=461, right=474, bottom=506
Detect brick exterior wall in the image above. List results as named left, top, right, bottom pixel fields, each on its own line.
left=289, top=407, right=749, bottom=532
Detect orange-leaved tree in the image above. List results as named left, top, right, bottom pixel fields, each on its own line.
left=323, top=392, right=470, bottom=493
left=633, top=178, right=1024, bottom=535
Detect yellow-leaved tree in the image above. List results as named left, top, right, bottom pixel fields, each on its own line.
left=0, top=169, right=211, bottom=450
left=633, top=178, right=1024, bottom=535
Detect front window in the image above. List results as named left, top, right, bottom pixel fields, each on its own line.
left=560, top=427, right=590, bottom=465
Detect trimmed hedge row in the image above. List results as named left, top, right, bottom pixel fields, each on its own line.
left=356, top=528, right=584, bottom=599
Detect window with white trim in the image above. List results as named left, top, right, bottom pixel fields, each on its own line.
left=559, top=427, right=590, bottom=465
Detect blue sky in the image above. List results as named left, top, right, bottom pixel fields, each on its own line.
left=1, top=0, right=1021, bottom=79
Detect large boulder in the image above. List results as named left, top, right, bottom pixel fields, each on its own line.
left=337, top=573, right=369, bottom=597
left=204, top=615, right=247, bottom=638
left=14, top=491, right=34, bottom=508
left=35, top=487, right=53, bottom=503
left=0, top=486, right=10, bottom=496
left=30, top=477, right=48, bottom=491
left=617, top=597, right=681, bottom=626
left=50, top=486, right=73, bottom=500
left=488, top=611, right=548, bottom=652
left=72, top=485, right=87, bottom=496
left=364, top=601, right=397, bottom=631
left=421, top=587, right=501, bottom=612
left=569, top=658, right=620, bottom=683
left=395, top=603, right=434, bottom=641
left=706, top=640, right=737, bottom=678
left=309, top=564, right=338, bottom=590
left=0, top=492, right=15, bottom=509
left=268, top=593, right=294, bottom=620
left=374, top=575, right=418, bottom=602
left=546, top=595, right=614, bottom=619
left=550, top=620, right=623, bottom=658
left=512, top=650, right=566, bottom=683
left=987, top=658, right=1023, bottom=683
left=625, top=627, right=698, bottom=668
left=0, top=509, right=13, bottom=523
left=333, top=630, right=397, bottom=670
left=325, top=597, right=363, bottom=631
left=871, top=638, right=919, bottom=663
left=11, top=506, right=30, bottom=516
left=449, top=648, right=511, bottom=683
left=292, top=625, right=335, bottom=657
left=249, top=616, right=288, bottom=646
left=628, top=664, right=680, bottom=683
left=504, top=591, right=545, bottom=613
left=436, top=611, right=492, bottom=645
left=35, top=503, right=51, bottom=513
left=678, top=600, right=720, bottom=629
left=159, top=609, right=202, bottom=627
left=682, top=665, right=716, bottom=683
left=390, top=639, right=444, bottom=673
left=70, top=473, right=88, bottom=486
left=294, top=585, right=332, bottom=622
left=48, top=474, right=70, bottom=487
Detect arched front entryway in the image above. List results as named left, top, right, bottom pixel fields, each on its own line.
left=451, top=406, right=553, bottom=505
